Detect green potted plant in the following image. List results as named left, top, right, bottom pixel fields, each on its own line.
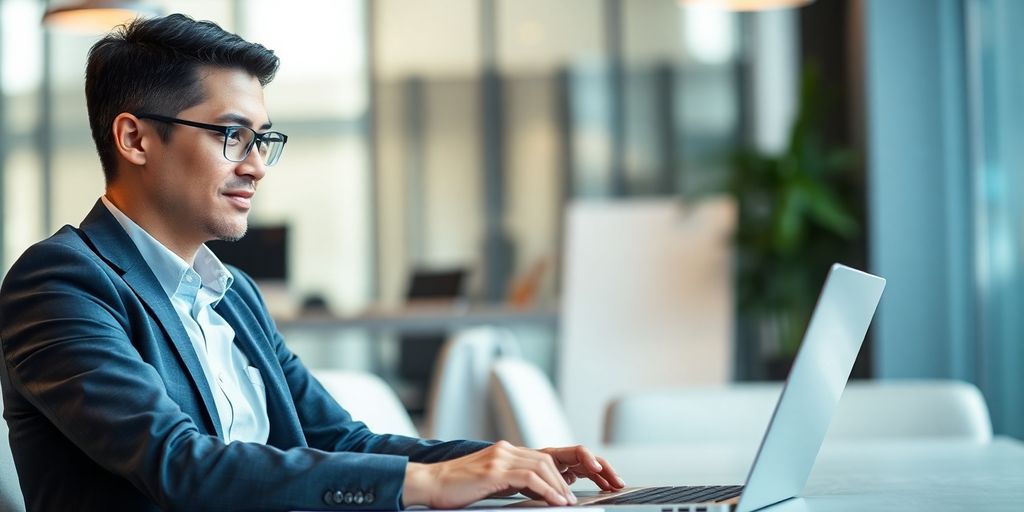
left=728, top=64, right=862, bottom=378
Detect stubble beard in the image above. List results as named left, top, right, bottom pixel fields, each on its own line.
left=218, top=229, right=246, bottom=243
left=209, top=214, right=248, bottom=243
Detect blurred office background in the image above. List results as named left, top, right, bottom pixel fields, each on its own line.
left=0, top=0, right=1020, bottom=444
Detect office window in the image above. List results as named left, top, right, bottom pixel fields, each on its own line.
left=242, top=0, right=373, bottom=313
left=2, top=0, right=45, bottom=269
left=1, top=1, right=375, bottom=317
left=375, top=0, right=485, bottom=305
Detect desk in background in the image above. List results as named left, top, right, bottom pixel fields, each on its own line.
left=276, top=306, right=558, bottom=335
left=274, top=305, right=557, bottom=371
left=275, top=307, right=559, bottom=411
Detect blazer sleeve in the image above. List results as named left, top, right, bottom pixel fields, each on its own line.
left=227, top=270, right=493, bottom=462
left=0, top=239, right=467, bottom=512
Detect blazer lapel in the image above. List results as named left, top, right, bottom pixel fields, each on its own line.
left=78, top=200, right=224, bottom=438
left=214, top=295, right=306, bottom=448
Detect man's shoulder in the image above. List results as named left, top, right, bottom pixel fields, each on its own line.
left=2, top=225, right=112, bottom=289
left=0, top=225, right=125, bottom=329
left=12, top=224, right=99, bottom=267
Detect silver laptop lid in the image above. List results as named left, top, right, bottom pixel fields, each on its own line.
left=737, top=264, right=885, bottom=512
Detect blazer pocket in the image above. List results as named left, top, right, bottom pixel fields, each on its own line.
left=245, top=366, right=267, bottom=406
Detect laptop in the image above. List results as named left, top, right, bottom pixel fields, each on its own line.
left=513, top=263, right=885, bottom=512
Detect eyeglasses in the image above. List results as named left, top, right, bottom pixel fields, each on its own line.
left=135, top=113, right=289, bottom=166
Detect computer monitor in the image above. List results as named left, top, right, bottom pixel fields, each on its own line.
left=406, top=268, right=466, bottom=302
left=207, top=225, right=288, bottom=282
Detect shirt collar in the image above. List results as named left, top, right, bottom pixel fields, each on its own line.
left=101, top=196, right=234, bottom=304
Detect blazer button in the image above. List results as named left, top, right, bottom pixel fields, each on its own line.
left=323, top=491, right=335, bottom=505
left=365, top=492, right=375, bottom=504
left=344, top=492, right=354, bottom=504
left=355, top=492, right=364, bottom=505
left=334, top=490, right=345, bottom=504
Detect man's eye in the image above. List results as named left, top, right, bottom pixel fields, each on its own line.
left=224, top=130, right=244, bottom=146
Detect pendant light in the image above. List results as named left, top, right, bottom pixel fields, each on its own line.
left=42, top=1, right=163, bottom=32
left=678, top=0, right=815, bottom=11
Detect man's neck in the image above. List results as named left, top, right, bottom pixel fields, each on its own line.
left=104, top=190, right=201, bottom=265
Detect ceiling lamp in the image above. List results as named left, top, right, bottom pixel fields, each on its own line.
left=42, top=1, right=163, bottom=33
left=679, top=0, right=815, bottom=11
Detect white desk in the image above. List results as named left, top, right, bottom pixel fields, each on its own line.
left=568, top=437, right=1024, bottom=511
left=276, top=306, right=558, bottom=335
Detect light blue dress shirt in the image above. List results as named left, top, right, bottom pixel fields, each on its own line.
left=101, top=196, right=270, bottom=444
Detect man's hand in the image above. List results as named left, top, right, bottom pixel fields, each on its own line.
left=402, top=441, right=625, bottom=509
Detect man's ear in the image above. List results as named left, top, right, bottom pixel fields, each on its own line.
left=112, top=113, right=150, bottom=166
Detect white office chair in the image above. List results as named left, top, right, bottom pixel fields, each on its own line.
left=828, top=380, right=992, bottom=442
left=604, top=380, right=993, bottom=446
left=0, top=398, right=26, bottom=512
left=424, top=327, right=521, bottom=441
left=604, top=383, right=780, bottom=447
left=311, top=369, right=419, bottom=437
left=489, top=358, right=575, bottom=449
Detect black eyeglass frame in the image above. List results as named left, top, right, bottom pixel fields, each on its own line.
left=134, top=113, right=289, bottom=166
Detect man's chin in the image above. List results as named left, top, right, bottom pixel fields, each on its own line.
left=212, top=221, right=248, bottom=243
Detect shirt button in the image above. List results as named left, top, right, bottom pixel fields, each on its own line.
left=323, top=491, right=334, bottom=505
left=185, top=275, right=194, bottom=283
left=333, top=490, right=344, bottom=504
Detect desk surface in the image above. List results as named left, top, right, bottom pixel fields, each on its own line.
left=276, top=306, right=558, bottom=334
left=569, top=437, right=1024, bottom=511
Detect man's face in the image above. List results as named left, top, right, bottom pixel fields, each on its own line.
left=141, top=66, right=269, bottom=246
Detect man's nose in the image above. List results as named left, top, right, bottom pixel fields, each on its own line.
left=237, top=145, right=268, bottom=181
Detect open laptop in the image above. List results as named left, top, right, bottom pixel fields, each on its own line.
left=513, top=263, right=885, bottom=512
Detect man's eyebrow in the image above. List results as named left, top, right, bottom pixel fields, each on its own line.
left=216, top=113, right=273, bottom=131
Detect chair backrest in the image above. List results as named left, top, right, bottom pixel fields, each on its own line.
left=424, top=327, right=521, bottom=441
left=828, top=380, right=993, bottom=442
left=603, top=380, right=993, bottom=446
left=604, top=383, right=781, bottom=447
left=0, top=399, right=26, bottom=512
left=310, top=369, right=419, bottom=437
left=560, top=198, right=737, bottom=445
left=489, top=358, right=575, bottom=448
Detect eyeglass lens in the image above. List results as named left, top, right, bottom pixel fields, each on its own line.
left=224, top=127, right=286, bottom=166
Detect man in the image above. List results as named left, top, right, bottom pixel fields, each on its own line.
left=0, top=14, right=623, bottom=512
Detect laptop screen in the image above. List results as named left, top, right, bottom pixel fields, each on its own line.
left=737, top=264, right=885, bottom=512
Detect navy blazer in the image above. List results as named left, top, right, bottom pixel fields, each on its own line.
left=0, top=201, right=489, bottom=512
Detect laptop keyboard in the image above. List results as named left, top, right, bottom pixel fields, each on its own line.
left=596, top=485, right=744, bottom=505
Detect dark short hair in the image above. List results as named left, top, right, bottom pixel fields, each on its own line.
left=85, top=14, right=280, bottom=183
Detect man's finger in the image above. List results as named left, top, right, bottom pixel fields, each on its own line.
left=595, top=456, right=626, bottom=488
left=537, top=446, right=623, bottom=493
left=507, top=470, right=568, bottom=506
left=544, top=445, right=580, bottom=465
left=566, top=456, right=622, bottom=491
left=582, top=471, right=613, bottom=491
left=505, top=447, right=573, bottom=502
left=578, top=446, right=603, bottom=472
